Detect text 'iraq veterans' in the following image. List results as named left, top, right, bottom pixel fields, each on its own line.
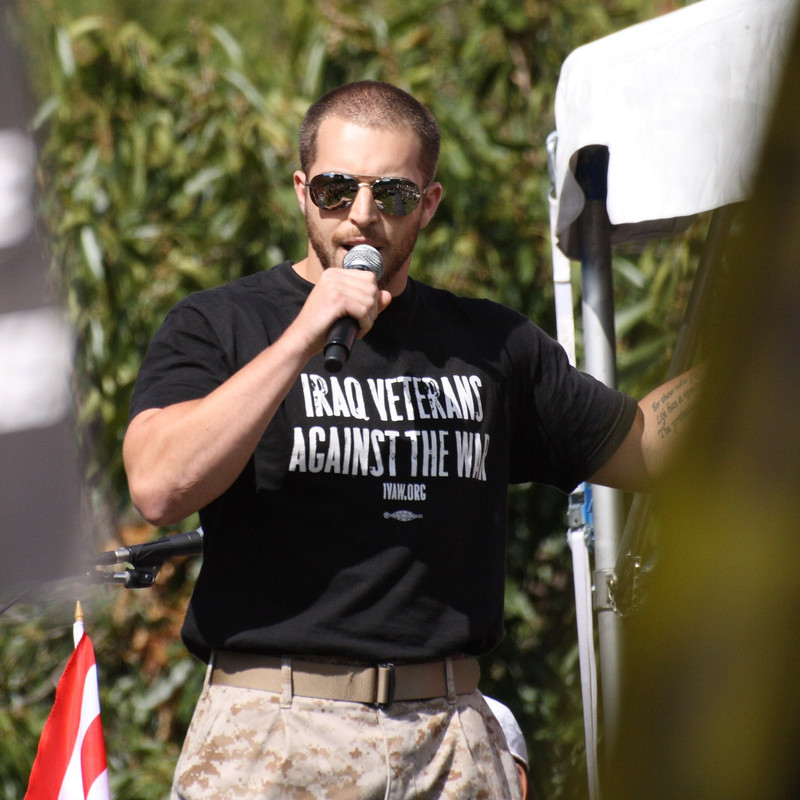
left=288, top=373, right=491, bottom=481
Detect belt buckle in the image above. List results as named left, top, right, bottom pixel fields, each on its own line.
left=375, top=663, right=396, bottom=708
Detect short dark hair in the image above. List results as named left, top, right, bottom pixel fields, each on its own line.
left=299, top=81, right=440, bottom=185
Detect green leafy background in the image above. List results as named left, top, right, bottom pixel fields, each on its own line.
left=2, top=1, right=705, bottom=798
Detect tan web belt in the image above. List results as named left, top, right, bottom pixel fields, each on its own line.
left=210, top=651, right=481, bottom=708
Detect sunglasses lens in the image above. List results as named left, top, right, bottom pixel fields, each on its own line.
left=308, top=174, right=423, bottom=217
left=372, top=179, right=422, bottom=217
left=309, top=174, right=359, bottom=210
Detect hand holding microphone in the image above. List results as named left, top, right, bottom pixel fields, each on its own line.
left=324, top=244, right=384, bottom=372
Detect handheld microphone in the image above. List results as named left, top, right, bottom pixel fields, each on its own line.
left=323, top=244, right=384, bottom=372
left=92, top=528, right=204, bottom=567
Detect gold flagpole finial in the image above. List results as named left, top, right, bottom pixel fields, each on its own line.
left=74, top=600, right=84, bottom=623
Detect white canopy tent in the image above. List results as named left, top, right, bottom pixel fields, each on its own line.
left=554, top=0, right=796, bottom=256
left=548, top=0, right=799, bottom=795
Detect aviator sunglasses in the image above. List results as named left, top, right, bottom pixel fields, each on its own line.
left=306, top=173, right=427, bottom=217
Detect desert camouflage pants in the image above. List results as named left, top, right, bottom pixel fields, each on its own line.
left=171, top=677, right=522, bottom=799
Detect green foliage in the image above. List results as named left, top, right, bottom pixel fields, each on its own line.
left=32, top=15, right=305, bottom=512
left=613, top=215, right=711, bottom=396
left=5, top=1, right=701, bottom=798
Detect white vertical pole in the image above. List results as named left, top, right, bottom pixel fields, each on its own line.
left=575, top=145, right=625, bottom=759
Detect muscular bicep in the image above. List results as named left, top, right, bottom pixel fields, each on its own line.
left=589, top=405, right=652, bottom=493
left=123, top=398, right=219, bottom=526
left=123, top=401, right=200, bottom=468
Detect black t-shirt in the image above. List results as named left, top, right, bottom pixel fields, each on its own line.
left=130, top=261, right=637, bottom=662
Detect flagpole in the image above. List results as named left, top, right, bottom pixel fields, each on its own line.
left=73, top=600, right=84, bottom=647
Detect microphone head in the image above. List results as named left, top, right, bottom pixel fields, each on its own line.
left=343, top=244, right=383, bottom=279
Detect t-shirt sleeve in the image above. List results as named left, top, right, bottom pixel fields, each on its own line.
left=129, top=300, right=232, bottom=420
left=508, top=321, right=639, bottom=492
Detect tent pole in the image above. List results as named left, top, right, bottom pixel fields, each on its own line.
left=575, top=145, right=625, bottom=766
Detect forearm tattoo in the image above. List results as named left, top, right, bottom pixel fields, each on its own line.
left=651, top=369, right=704, bottom=440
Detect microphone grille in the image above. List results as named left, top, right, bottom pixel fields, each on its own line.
left=343, top=244, right=383, bottom=279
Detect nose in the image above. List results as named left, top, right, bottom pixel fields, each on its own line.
left=347, top=182, right=381, bottom=226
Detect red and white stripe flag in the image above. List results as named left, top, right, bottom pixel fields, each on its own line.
left=25, top=602, right=110, bottom=800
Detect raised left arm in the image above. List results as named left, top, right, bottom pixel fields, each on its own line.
left=589, top=365, right=705, bottom=493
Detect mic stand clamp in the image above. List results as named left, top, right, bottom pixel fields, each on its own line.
left=86, top=564, right=160, bottom=589
left=118, top=565, right=160, bottom=588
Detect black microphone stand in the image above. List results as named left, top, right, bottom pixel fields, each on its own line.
left=0, top=529, right=204, bottom=616
left=87, top=528, right=204, bottom=588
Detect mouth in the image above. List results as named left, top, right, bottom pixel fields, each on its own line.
left=340, top=241, right=382, bottom=261
left=342, top=241, right=377, bottom=251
